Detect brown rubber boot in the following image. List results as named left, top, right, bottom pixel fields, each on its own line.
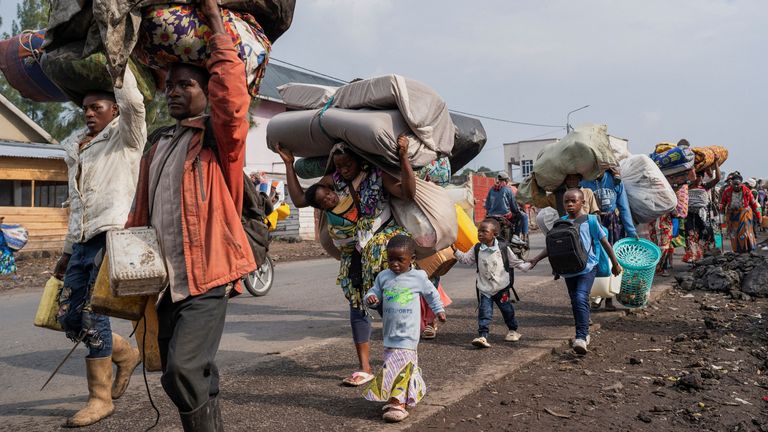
left=64, top=357, right=115, bottom=427
left=111, top=333, right=141, bottom=400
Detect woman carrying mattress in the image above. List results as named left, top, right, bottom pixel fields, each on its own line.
left=277, top=135, right=416, bottom=387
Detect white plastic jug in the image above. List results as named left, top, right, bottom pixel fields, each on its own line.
left=590, top=272, right=622, bottom=299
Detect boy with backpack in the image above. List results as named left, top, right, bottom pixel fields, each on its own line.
left=529, top=189, right=622, bottom=355
left=454, top=218, right=531, bottom=348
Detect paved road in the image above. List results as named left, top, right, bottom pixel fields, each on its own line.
left=0, top=236, right=548, bottom=430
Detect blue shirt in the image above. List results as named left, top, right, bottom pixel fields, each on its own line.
left=580, top=171, right=637, bottom=237
left=561, top=216, right=606, bottom=278
left=364, top=268, right=444, bottom=350
left=484, top=186, right=520, bottom=217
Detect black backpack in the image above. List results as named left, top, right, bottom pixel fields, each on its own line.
left=473, top=239, right=520, bottom=302
left=546, top=215, right=589, bottom=275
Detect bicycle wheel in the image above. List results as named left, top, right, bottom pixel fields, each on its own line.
left=244, top=255, right=274, bottom=297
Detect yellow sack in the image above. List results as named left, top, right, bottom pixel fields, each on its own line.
left=34, top=277, right=64, bottom=332
left=453, top=204, right=479, bottom=253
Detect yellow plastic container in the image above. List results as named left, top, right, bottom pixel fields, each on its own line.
left=34, top=277, right=64, bottom=332
left=454, top=204, right=479, bottom=252
left=91, top=254, right=149, bottom=321
left=266, top=203, right=291, bottom=231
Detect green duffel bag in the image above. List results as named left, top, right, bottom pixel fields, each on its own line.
left=41, top=41, right=156, bottom=106
left=294, top=156, right=329, bottom=180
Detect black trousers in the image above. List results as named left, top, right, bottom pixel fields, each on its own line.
left=157, top=285, right=228, bottom=413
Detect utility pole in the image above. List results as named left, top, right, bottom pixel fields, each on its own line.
left=566, top=105, right=590, bottom=133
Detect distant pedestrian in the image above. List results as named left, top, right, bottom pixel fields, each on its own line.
left=529, top=189, right=622, bottom=355
left=363, top=235, right=445, bottom=423
left=453, top=218, right=530, bottom=348
left=721, top=173, right=761, bottom=253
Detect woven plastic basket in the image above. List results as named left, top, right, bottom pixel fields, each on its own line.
left=613, top=238, right=661, bottom=308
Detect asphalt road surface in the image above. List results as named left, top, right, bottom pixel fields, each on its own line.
left=0, top=235, right=551, bottom=430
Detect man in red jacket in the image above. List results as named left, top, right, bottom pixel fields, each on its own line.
left=126, top=0, right=256, bottom=429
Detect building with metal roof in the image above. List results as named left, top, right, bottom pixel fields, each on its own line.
left=0, top=95, right=68, bottom=254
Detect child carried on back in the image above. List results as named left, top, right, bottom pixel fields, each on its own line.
left=529, top=189, right=623, bottom=355
left=454, top=218, right=531, bottom=348
left=363, top=235, right=446, bottom=423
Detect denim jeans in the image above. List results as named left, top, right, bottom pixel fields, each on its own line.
left=57, top=233, right=112, bottom=358
left=515, top=213, right=529, bottom=236
left=478, top=288, right=518, bottom=338
left=350, top=306, right=372, bottom=344
left=564, top=267, right=598, bottom=340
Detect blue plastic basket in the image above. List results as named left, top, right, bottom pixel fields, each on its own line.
left=613, top=238, right=661, bottom=308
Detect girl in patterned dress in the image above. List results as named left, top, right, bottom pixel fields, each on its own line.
left=277, top=135, right=417, bottom=387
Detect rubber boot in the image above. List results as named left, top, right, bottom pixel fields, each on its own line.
left=111, top=333, right=141, bottom=400
left=179, top=396, right=224, bottom=432
left=64, top=357, right=115, bottom=427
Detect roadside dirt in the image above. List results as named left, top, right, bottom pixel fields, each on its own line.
left=416, top=288, right=768, bottom=431
left=269, top=239, right=329, bottom=263
left=0, top=255, right=56, bottom=293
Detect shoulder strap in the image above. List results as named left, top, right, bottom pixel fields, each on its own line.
left=473, top=243, right=480, bottom=272
left=498, top=241, right=511, bottom=273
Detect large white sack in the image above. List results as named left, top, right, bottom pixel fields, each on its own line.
left=277, top=83, right=337, bottom=109
left=620, top=154, right=678, bottom=224
left=609, top=136, right=630, bottom=162
left=533, top=124, right=618, bottom=191
left=391, top=178, right=458, bottom=258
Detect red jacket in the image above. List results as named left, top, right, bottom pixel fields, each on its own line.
left=126, top=34, right=256, bottom=296
left=721, top=184, right=760, bottom=218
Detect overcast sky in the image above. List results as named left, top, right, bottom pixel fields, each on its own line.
left=2, top=0, right=765, bottom=177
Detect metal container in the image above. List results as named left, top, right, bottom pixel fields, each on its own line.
left=107, top=227, right=167, bottom=297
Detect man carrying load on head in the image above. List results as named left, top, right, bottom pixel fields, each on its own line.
left=125, top=0, right=256, bottom=429
left=52, top=67, right=146, bottom=426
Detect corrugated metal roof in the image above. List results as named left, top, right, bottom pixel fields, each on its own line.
left=258, top=63, right=345, bottom=102
left=0, top=141, right=66, bottom=160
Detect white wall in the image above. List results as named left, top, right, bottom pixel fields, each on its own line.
left=245, top=100, right=287, bottom=175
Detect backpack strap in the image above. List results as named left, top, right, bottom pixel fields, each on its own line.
left=473, top=243, right=481, bottom=272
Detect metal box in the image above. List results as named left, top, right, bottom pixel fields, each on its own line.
left=107, top=227, right=168, bottom=297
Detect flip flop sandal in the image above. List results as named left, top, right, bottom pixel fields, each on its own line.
left=422, top=325, right=437, bottom=339
left=590, top=298, right=604, bottom=310
left=382, top=405, right=409, bottom=422
left=342, top=371, right=374, bottom=387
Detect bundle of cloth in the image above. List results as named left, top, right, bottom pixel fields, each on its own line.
left=268, top=76, right=467, bottom=254
left=516, top=124, right=619, bottom=204
left=44, top=0, right=295, bottom=88
left=650, top=142, right=695, bottom=176
left=0, top=30, right=68, bottom=102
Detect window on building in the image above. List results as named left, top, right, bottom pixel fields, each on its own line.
left=34, top=181, right=68, bottom=208
left=521, top=160, right=534, bottom=177
left=0, top=180, right=33, bottom=207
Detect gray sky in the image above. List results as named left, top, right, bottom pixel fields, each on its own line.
left=2, top=0, right=766, bottom=177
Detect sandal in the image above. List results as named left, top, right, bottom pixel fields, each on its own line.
left=382, top=405, right=409, bottom=423
left=342, top=371, right=374, bottom=387
left=422, top=324, right=437, bottom=339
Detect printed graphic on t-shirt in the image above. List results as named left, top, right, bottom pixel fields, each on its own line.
left=595, top=187, right=617, bottom=212
left=384, top=285, right=414, bottom=305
